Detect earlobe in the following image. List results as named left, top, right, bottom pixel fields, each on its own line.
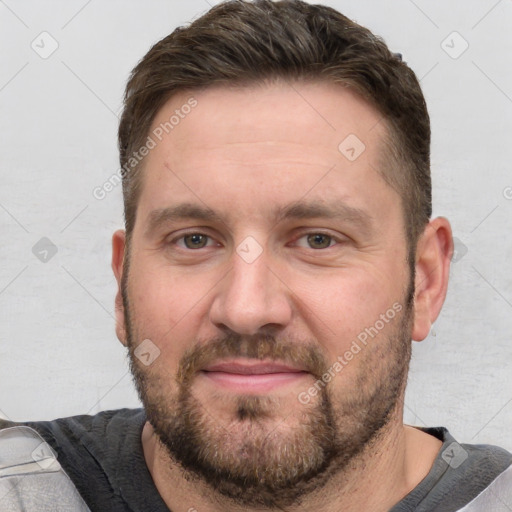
left=112, top=229, right=128, bottom=346
left=411, top=217, right=453, bottom=342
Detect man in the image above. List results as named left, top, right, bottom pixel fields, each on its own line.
left=0, top=1, right=510, bottom=511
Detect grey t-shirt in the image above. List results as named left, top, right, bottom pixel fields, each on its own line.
left=1, top=408, right=510, bottom=511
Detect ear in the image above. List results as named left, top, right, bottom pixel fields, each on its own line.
left=412, top=217, right=453, bottom=341
left=112, top=229, right=128, bottom=346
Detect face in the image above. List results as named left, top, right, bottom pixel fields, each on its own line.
left=115, top=81, right=415, bottom=508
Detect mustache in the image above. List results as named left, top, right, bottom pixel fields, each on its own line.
left=177, top=333, right=329, bottom=385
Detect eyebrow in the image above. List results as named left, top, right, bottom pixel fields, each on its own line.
left=144, top=200, right=373, bottom=237
left=144, top=203, right=223, bottom=238
left=277, top=201, right=374, bottom=237
left=275, top=201, right=373, bottom=233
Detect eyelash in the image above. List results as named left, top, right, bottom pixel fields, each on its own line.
left=292, top=232, right=339, bottom=249
left=172, top=232, right=219, bottom=249
left=169, top=230, right=343, bottom=250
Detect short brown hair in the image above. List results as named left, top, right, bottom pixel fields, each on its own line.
left=118, top=0, right=431, bottom=247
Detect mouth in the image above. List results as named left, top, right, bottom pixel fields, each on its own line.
left=200, top=359, right=310, bottom=394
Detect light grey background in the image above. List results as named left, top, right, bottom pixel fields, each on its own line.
left=0, top=0, right=511, bottom=450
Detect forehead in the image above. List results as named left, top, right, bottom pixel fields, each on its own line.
left=153, top=80, right=386, bottom=159
left=135, top=80, right=397, bottom=225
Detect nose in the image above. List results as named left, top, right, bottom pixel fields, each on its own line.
left=209, top=248, right=293, bottom=336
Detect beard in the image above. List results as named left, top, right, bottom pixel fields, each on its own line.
left=123, top=273, right=414, bottom=509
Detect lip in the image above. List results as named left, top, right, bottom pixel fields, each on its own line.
left=203, top=360, right=306, bottom=374
left=200, top=359, right=309, bottom=394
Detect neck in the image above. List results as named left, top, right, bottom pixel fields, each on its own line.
left=142, top=416, right=442, bottom=512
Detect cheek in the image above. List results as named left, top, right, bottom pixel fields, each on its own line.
left=292, top=268, right=404, bottom=356
left=127, top=262, right=211, bottom=352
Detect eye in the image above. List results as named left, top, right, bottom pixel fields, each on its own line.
left=296, top=233, right=336, bottom=249
left=177, top=233, right=214, bottom=249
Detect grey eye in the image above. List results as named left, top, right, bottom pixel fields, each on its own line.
left=307, top=234, right=332, bottom=249
left=183, top=234, right=209, bottom=249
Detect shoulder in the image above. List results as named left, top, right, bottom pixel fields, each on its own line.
left=423, top=426, right=511, bottom=470
left=458, top=462, right=512, bottom=511
left=0, top=409, right=147, bottom=511
left=458, top=437, right=512, bottom=487
left=393, top=427, right=512, bottom=512
left=431, top=426, right=512, bottom=474
left=0, top=408, right=144, bottom=429
left=441, top=436, right=512, bottom=512
left=0, top=408, right=145, bottom=442
left=0, top=418, right=15, bottom=430
left=0, top=408, right=145, bottom=476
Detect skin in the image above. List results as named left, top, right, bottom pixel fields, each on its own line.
left=112, top=81, right=453, bottom=512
